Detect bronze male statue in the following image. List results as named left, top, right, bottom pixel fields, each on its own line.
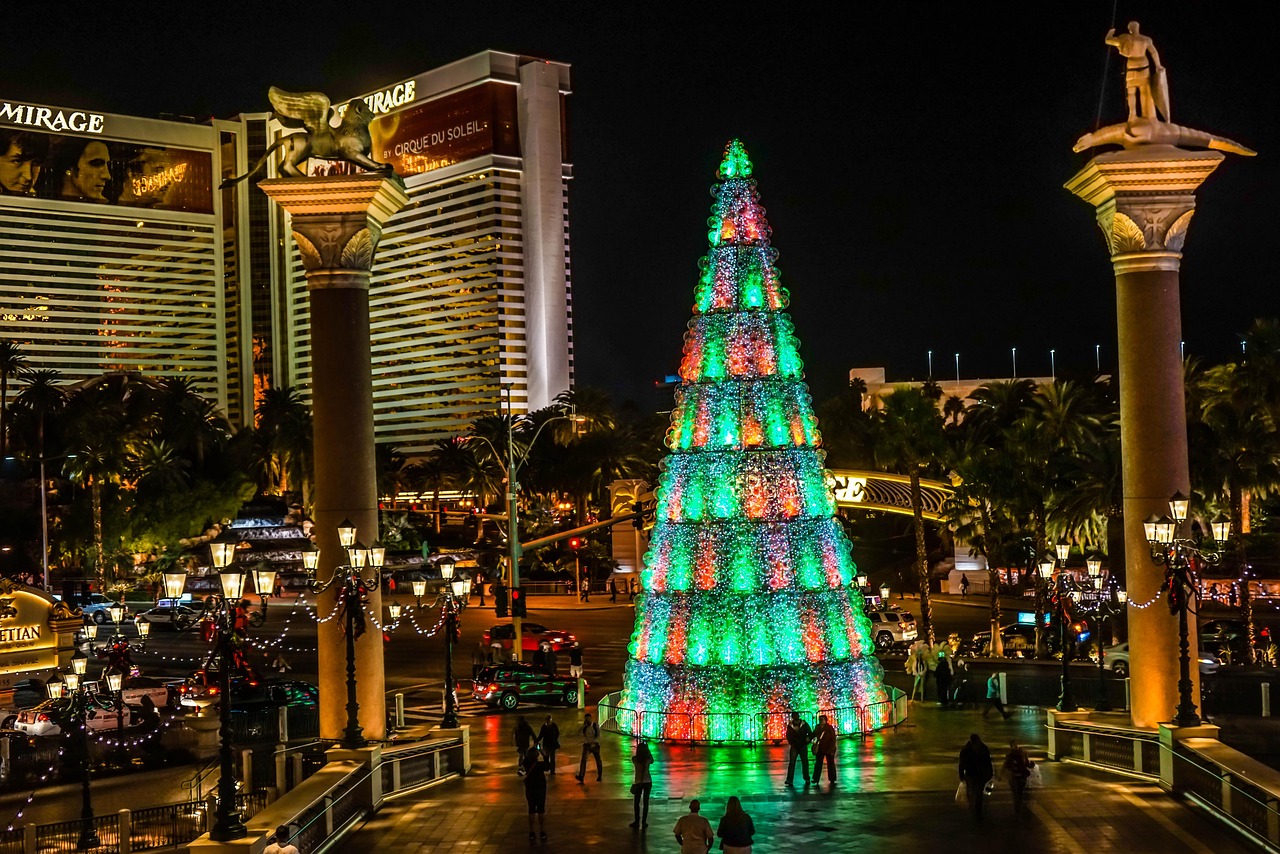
left=220, top=87, right=397, bottom=188
left=1106, top=22, right=1169, bottom=124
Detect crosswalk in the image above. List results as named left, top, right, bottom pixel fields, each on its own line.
left=401, top=694, right=496, bottom=722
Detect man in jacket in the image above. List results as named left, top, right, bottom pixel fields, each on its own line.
left=812, top=714, right=838, bottom=785
left=958, top=733, right=994, bottom=818
left=575, top=712, right=602, bottom=782
left=784, top=711, right=812, bottom=785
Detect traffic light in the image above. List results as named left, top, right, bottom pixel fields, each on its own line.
left=511, top=586, right=526, bottom=618
left=568, top=537, right=582, bottom=551
left=632, top=501, right=643, bottom=529
left=495, top=583, right=509, bottom=618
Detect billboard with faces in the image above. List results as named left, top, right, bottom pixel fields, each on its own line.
left=0, top=125, right=213, bottom=213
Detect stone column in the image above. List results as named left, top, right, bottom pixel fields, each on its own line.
left=1066, top=146, right=1222, bottom=728
left=259, top=175, right=409, bottom=742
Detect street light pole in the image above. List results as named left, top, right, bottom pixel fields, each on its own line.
left=504, top=384, right=524, bottom=662
left=1144, top=493, right=1230, bottom=728
left=208, top=536, right=247, bottom=842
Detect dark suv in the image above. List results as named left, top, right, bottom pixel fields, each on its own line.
left=473, top=664, right=585, bottom=711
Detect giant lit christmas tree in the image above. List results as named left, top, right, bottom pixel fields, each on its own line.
left=618, top=140, right=892, bottom=743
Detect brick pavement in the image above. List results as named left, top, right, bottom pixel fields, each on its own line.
left=348, top=701, right=1253, bottom=852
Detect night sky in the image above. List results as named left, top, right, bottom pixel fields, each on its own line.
left=3, top=2, right=1275, bottom=408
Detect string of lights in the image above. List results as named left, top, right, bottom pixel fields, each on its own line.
left=4, top=748, right=63, bottom=831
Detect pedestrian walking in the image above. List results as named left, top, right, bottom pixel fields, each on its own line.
left=783, top=711, right=811, bottom=786
left=575, top=712, right=603, bottom=782
left=538, top=714, right=561, bottom=774
left=472, top=641, right=488, bottom=679
left=673, top=800, right=714, bottom=854
left=958, top=733, right=994, bottom=819
left=610, top=579, right=618, bottom=603
left=545, top=644, right=559, bottom=677
left=811, top=714, right=837, bottom=785
left=568, top=644, right=584, bottom=678
left=522, top=745, right=550, bottom=842
left=960, top=574, right=970, bottom=597
left=1229, top=584, right=1238, bottom=607
left=716, top=796, right=755, bottom=854
left=475, top=572, right=486, bottom=606
left=580, top=575, right=591, bottom=602
left=630, top=741, right=654, bottom=829
left=935, top=649, right=953, bottom=707
left=263, top=825, right=298, bottom=854
left=982, top=673, right=1011, bottom=719
left=1000, top=739, right=1035, bottom=814
left=490, top=639, right=504, bottom=665
left=513, top=715, right=536, bottom=774
left=629, top=579, right=637, bottom=601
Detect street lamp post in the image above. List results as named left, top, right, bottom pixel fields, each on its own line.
left=205, top=535, right=250, bottom=841
left=1084, top=555, right=1127, bottom=712
left=1144, top=493, right=1229, bottom=728
left=472, top=389, right=584, bottom=662
left=391, top=557, right=470, bottom=728
left=303, top=520, right=383, bottom=748
left=46, top=649, right=124, bottom=850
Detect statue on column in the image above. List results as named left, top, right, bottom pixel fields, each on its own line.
left=1074, top=22, right=1255, bottom=157
left=1106, top=22, right=1170, bottom=124
left=220, top=87, right=400, bottom=187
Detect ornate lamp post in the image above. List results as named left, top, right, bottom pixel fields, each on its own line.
left=1082, top=555, right=1127, bottom=712
left=1038, top=556, right=1077, bottom=712
left=46, top=648, right=122, bottom=850
left=303, top=520, right=383, bottom=749
left=204, top=534, right=251, bottom=841
left=1144, top=492, right=1229, bottom=727
left=391, top=556, right=469, bottom=728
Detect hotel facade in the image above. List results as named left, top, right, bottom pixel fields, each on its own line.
left=0, top=51, right=574, bottom=453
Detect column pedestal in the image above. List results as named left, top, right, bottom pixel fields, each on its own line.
left=259, top=176, right=409, bottom=743
left=1066, top=146, right=1222, bottom=729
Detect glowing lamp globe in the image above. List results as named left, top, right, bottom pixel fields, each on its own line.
left=163, top=571, right=187, bottom=600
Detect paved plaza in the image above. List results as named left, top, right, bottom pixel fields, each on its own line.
left=349, top=701, right=1250, bottom=852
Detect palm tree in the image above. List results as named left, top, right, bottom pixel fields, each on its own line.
left=257, top=387, right=313, bottom=506
left=376, top=444, right=409, bottom=509
left=12, top=369, right=66, bottom=585
left=0, top=339, right=28, bottom=460
left=873, top=386, right=947, bottom=645
left=1194, top=343, right=1280, bottom=663
left=942, top=395, right=965, bottom=427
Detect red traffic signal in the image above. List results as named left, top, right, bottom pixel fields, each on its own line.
left=568, top=537, right=582, bottom=551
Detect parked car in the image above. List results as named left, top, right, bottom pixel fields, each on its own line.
left=74, top=594, right=130, bottom=625
left=136, top=602, right=201, bottom=632
left=865, top=609, right=918, bottom=649
left=472, top=664, right=585, bottom=710
left=1104, top=642, right=1220, bottom=678
left=14, top=697, right=126, bottom=737
left=483, top=623, right=576, bottom=653
left=970, top=624, right=1038, bottom=657
left=178, top=668, right=261, bottom=714
left=119, top=675, right=180, bottom=709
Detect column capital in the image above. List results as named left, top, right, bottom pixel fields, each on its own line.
left=1065, top=146, right=1223, bottom=273
left=259, top=175, right=409, bottom=284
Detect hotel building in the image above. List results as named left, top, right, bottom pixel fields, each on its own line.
left=0, top=50, right=574, bottom=453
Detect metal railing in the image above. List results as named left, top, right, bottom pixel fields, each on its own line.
left=380, top=736, right=465, bottom=800
left=1173, top=742, right=1280, bottom=849
left=596, top=688, right=908, bottom=744
left=1047, top=720, right=1162, bottom=778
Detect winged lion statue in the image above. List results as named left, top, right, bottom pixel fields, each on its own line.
left=219, top=87, right=397, bottom=188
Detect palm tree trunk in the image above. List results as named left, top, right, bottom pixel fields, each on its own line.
left=1033, top=508, right=1048, bottom=658
left=92, top=479, right=105, bottom=584
left=910, top=470, right=934, bottom=645
left=0, top=369, right=7, bottom=461
left=432, top=487, right=442, bottom=534
left=1231, top=483, right=1255, bottom=665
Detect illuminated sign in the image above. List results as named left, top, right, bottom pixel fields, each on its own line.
left=0, top=582, right=60, bottom=679
left=0, top=101, right=105, bottom=134
left=829, top=475, right=868, bottom=504
left=334, top=80, right=417, bottom=119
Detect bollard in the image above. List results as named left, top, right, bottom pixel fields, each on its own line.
left=278, top=706, right=289, bottom=743
left=0, top=736, right=8, bottom=784
left=275, top=744, right=288, bottom=795
left=118, top=809, right=132, bottom=854
left=577, top=678, right=585, bottom=710
left=241, top=748, right=253, bottom=791
left=1125, top=677, right=1131, bottom=712
left=291, top=752, right=304, bottom=788
left=396, top=692, right=405, bottom=729
left=997, top=672, right=1008, bottom=706
left=1263, top=682, right=1271, bottom=718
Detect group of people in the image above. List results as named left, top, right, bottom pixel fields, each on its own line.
left=783, top=711, right=839, bottom=785
left=673, top=798, right=756, bottom=853
left=512, top=711, right=604, bottom=840
left=957, top=732, right=1038, bottom=818
left=474, top=639, right=584, bottom=676
left=906, top=638, right=966, bottom=705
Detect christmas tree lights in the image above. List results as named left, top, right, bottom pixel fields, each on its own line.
left=618, top=140, right=891, bottom=743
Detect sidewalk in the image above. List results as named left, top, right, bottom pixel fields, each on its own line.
left=346, top=701, right=1252, bottom=852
